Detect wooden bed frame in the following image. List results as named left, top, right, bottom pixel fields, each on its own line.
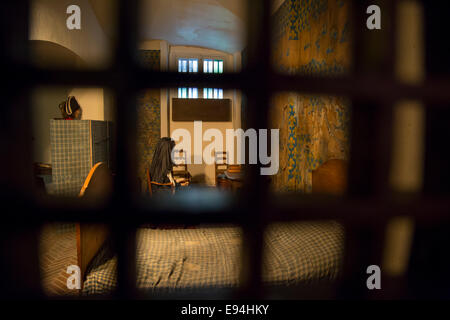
left=76, top=223, right=109, bottom=279
left=76, top=159, right=348, bottom=283
left=76, top=162, right=112, bottom=280
left=312, top=159, right=348, bottom=195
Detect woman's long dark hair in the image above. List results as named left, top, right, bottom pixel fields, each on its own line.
left=149, top=137, right=176, bottom=183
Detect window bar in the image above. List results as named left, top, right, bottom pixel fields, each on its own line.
left=338, top=0, right=398, bottom=299
left=365, top=0, right=399, bottom=299
left=338, top=0, right=380, bottom=298
left=111, top=0, right=139, bottom=299
left=0, top=0, right=46, bottom=299
left=235, top=0, right=272, bottom=299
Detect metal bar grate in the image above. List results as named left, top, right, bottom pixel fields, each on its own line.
left=1, top=0, right=449, bottom=300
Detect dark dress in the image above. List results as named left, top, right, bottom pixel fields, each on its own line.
left=149, top=137, right=177, bottom=195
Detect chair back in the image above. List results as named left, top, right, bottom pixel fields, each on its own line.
left=215, top=151, right=228, bottom=185
left=172, top=149, right=191, bottom=182
left=79, top=162, right=113, bottom=199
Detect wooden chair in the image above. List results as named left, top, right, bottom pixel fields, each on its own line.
left=215, top=151, right=228, bottom=185
left=220, top=165, right=244, bottom=192
left=226, top=164, right=242, bottom=175
left=77, top=162, right=112, bottom=282
left=172, top=149, right=191, bottom=184
left=146, top=168, right=175, bottom=196
left=79, top=162, right=113, bottom=199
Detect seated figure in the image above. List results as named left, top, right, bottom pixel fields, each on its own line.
left=147, top=137, right=187, bottom=195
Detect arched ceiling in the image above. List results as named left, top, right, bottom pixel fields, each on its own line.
left=139, top=0, right=247, bottom=53
left=89, top=0, right=247, bottom=54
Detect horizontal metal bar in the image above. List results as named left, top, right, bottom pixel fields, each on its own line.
left=268, top=194, right=450, bottom=224
left=271, top=75, right=450, bottom=103
left=4, top=192, right=450, bottom=224
left=18, top=67, right=247, bottom=90
left=7, top=67, right=450, bottom=104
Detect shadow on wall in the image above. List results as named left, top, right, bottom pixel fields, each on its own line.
left=30, top=40, right=85, bottom=69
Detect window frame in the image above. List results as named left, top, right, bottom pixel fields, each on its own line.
left=173, top=54, right=227, bottom=99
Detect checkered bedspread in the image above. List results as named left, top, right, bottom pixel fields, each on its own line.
left=82, top=221, right=344, bottom=295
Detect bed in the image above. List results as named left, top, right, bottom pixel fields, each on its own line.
left=79, top=222, right=343, bottom=295
left=77, top=160, right=347, bottom=295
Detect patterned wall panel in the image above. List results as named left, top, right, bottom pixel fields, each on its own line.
left=140, top=50, right=161, bottom=70
left=92, top=120, right=112, bottom=167
left=271, top=0, right=351, bottom=193
left=137, top=50, right=161, bottom=190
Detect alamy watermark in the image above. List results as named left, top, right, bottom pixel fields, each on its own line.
left=66, top=4, right=381, bottom=31
left=66, top=5, right=81, bottom=30
left=66, top=264, right=381, bottom=290
left=66, top=265, right=81, bottom=290
left=171, top=121, right=279, bottom=176
left=366, top=5, right=381, bottom=30
left=366, top=265, right=381, bottom=290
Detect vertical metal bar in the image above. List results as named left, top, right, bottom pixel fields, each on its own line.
left=0, top=0, right=43, bottom=299
left=370, top=0, right=398, bottom=299
left=374, top=0, right=396, bottom=196
left=112, top=0, right=139, bottom=299
left=408, top=1, right=450, bottom=299
left=339, top=0, right=397, bottom=299
left=237, top=0, right=271, bottom=299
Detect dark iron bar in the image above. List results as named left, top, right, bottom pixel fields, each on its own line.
left=111, top=0, right=140, bottom=299
left=1, top=195, right=445, bottom=224
left=234, top=0, right=272, bottom=299
left=338, top=0, right=397, bottom=299
left=13, top=68, right=450, bottom=103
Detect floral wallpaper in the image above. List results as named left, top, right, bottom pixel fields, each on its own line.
left=271, top=0, right=351, bottom=193
left=137, top=50, right=161, bottom=189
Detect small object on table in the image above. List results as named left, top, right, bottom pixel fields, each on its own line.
left=34, top=162, right=52, bottom=176
left=217, top=165, right=244, bottom=192
left=175, top=177, right=190, bottom=186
